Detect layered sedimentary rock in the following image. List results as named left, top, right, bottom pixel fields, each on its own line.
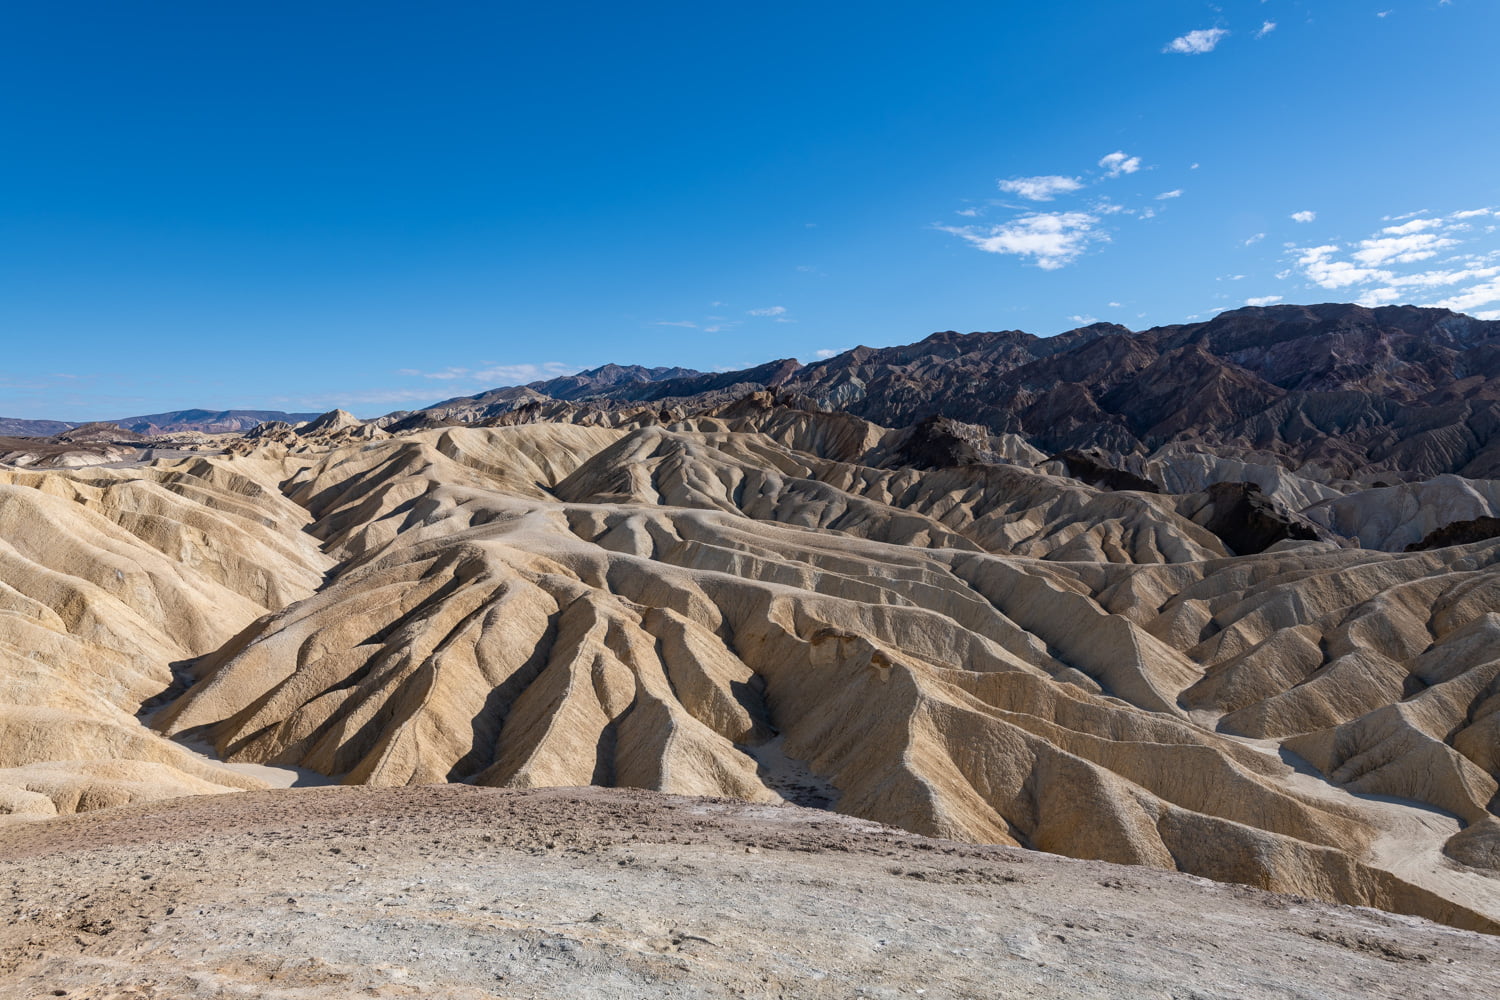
left=0, top=458, right=330, bottom=814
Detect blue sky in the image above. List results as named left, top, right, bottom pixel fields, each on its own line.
left=2, top=1, right=1497, bottom=419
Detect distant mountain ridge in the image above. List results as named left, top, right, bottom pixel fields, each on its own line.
left=0, top=408, right=324, bottom=438
left=412, top=303, right=1500, bottom=480
left=0, top=417, right=74, bottom=438
left=10, top=304, right=1500, bottom=480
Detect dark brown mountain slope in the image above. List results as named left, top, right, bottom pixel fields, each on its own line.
left=417, top=303, right=1500, bottom=481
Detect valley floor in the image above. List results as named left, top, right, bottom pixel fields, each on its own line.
left=2, top=786, right=1497, bottom=1000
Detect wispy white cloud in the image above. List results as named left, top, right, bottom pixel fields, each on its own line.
left=1353, top=232, right=1458, bottom=267
left=1245, top=295, right=1283, bottom=307
left=1244, top=232, right=1267, bottom=246
left=279, top=388, right=451, bottom=410
left=1392, top=265, right=1500, bottom=289
left=651, top=309, right=746, bottom=333
left=1295, top=245, right=1395, bottom=289
left=1343, top=267, right=1500, bottom=313
left=1098, top=151, right=1142, bottom=178
left=1164, top=28, right=1229, bottom=54
left=1382, top=217, right=1443, bottom=235
left=475, top=363, right=580, bottom=384
left=937, top=211, right=1105, bottom=270
left=1256, top=21, right=1277, bottom=38
left=814, top=348, right=841, bottom=359
left=998, top=175, right=1083, bottom=201
left=1433, top=277, right=1500, bottom=314
left=1156, top=189, right=1183, bottom=200
left=1283, top=209, right=1500, bottom=316
left=747, top=306, right=787, bottom=317
left=942, top=151, right=1155, bottom=270
left=1355, top=287, right=1405, bottom=308
left=1290, top=210, right=1317, bottom=223
left=1069, top=314, right=1099, bottom=325
left=398, top=362, right=579, bottom=385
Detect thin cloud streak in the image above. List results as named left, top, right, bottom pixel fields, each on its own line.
left=396, top=362, right=579, bottom=385
left=998, top=175, right=1084, bottom=201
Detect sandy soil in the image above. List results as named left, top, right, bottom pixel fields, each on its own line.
left=2, top=786, right=1497, bottom=1000
left=169, top=738, right=337, bottom=790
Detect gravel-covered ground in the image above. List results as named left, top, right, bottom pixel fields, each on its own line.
left=2, top=785, right=1497, bottom=999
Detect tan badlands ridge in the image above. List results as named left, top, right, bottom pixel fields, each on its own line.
left=2, top=397, right=1499, bottom=975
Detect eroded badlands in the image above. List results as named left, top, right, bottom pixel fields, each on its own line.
left=0, top=402, right=1496, bottom=944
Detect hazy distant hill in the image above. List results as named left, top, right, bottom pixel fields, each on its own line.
left=111, top=408, right=326, bottom=435
left=0, top=417, right=78, bottom=437
left=0, top=408, right=323, bottom=437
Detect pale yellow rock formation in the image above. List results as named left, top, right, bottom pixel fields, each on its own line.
left=0, top=459, right=330, bottom=813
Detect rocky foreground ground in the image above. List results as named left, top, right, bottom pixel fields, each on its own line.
left=2, top=786, right=1497, bottom=1000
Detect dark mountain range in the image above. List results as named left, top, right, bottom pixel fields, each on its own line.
left=416, top=303, right=1500, bottom=480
